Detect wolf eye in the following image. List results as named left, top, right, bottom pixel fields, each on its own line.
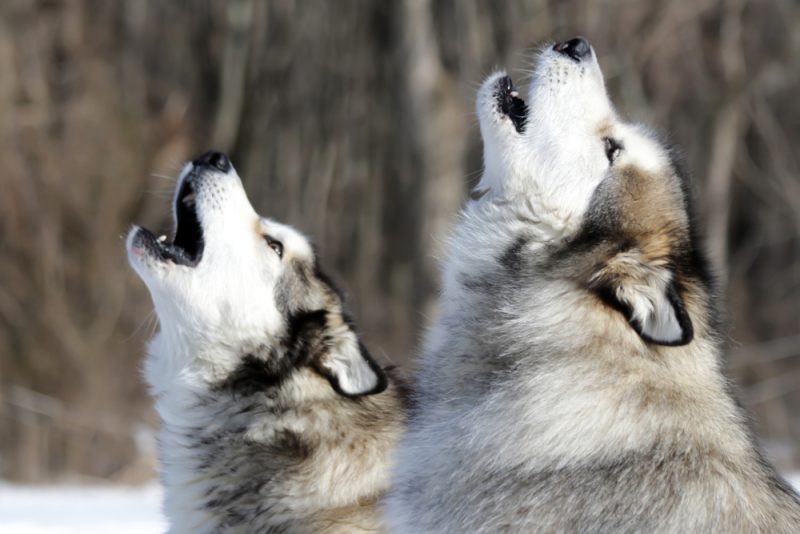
left=604, top=137, right=622, bottom=164
left=265, top=237, right=283, bottom=258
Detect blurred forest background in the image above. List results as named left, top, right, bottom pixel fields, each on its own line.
left=0, top=0, right=798, bottom=484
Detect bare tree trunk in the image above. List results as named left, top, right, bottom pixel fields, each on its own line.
left=402, top=0, right=467, bottom=318
left=705, top=0, right=747, bottom=287
left=212, top=0, right=255, bottom=152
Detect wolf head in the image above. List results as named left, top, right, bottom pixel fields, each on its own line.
left=470, top=37, right=710, bottom=346
left=127, top=151, right=385, bottom=397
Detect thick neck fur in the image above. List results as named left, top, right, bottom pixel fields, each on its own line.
left=391, top=195, right=800, bottom=533
left=146, top=331, right=404, bottom=534
left=426, top=197, right=747, bottom=464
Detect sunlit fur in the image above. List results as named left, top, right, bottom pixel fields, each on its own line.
left=386, top=42, right=800, bottom=532
left=127, top=159, right=405, bottom=533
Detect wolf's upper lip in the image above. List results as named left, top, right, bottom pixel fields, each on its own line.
left=496, top=75, right=527, bottom=133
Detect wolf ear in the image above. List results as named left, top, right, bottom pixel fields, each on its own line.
left=594, top=255, right=693, bottom=346
left=615, top=277, right=693, bottom=346
left=316, top=319, right=387, bottom=397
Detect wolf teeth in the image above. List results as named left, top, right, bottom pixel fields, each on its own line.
left=158, top=234, right=167, bottom=243
left=182, top=193, right=196, bottom=206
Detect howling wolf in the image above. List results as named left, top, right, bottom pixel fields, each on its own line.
left=127, top=151, right=405, bottom=533
left=386, top=37, right=800, bottom=533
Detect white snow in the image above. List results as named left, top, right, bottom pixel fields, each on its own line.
left=0, top=475, right=798, bottom=532
left=0, top=483, right=166, bottom=534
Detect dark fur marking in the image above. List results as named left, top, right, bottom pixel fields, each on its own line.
left=663, top=142, right=722, bottom=337
left=469, top=188, right=489, bottom=201
left=218, top=252, right=389, bottom=401
left=313, top=257, right=346, bottom=302
left=500, top=236, right=528, bottom=273
left=213, top=310, right=327, bottom=397
left=215, top=354, right=295, bottom=397
left=460, top=273, right=496, bottom=293
left=270, top=429, right=314, bottom=460
left=665, top=138, right=718, bottom=294
left=384, top=366, right=414, bottom=412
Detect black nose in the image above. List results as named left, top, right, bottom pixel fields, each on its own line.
left=193, top=150, right=231, bottom=173
left=553, top=36, right=591, bottom=61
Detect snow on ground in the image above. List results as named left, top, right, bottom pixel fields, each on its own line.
left=0, top=483, right=166, bottom=534
left=1, top=476, right=799, bottom=532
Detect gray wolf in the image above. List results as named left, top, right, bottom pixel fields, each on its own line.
left=127, top=151, right=405, bottom=533
left=385, top=37, right=800, bottom=533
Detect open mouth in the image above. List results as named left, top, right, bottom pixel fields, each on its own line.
left=136, top=178, right=205, bottom=267
left=171, top=179, right=204, bottom=265
left=496, top=75, right=528, bottom=133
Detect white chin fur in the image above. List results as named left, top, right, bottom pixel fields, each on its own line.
left=475, top=47, right=615, bottom=237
